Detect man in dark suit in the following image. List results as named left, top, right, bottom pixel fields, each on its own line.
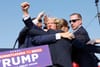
left=20, top=2, right=75, bottom=67
left=18, top=16, right=43, bottom=48
left=69, top=13, right=99, bottom=67
left=18, top=7, right=44, bottom=48
left=31, top=17, right=73, bottom=67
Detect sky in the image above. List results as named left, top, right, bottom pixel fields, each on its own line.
left=0, top=0, right=100, bottom=60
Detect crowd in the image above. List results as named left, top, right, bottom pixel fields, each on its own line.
left=17, top=2, right=100, bottom=67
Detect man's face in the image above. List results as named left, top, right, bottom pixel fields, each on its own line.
left=32, top=19, right=42, bottom=28
left=46, top=18, right=57, bottom=30
left=37, top=22, right=42, bottom=28
left=69, top=15, right=82, bottom=30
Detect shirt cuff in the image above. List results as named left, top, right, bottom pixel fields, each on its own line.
left=23, top=15, right=30, bottom=20
left=32, top=19, right=38, bottom=25
left=55, top=33, right=61, bottom=40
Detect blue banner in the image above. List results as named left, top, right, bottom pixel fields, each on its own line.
left=0, top=45, right=52, bottom=67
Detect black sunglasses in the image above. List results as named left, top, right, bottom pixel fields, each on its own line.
left=69, top=19, right=80, bottom=23
left=38, top=19, right=42, bottom=22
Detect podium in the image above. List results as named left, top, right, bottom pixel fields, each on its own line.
left=0, top=45, right=52, bottom=67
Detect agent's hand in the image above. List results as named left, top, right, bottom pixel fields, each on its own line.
left=60, top=32, right=75, bottom=40
left=37, top=11, right=45, bottom=20
left=87, top=40, right=95, bottom=45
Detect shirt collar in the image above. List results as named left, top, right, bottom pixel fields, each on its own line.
left=73, top=25, right=82, bottom=33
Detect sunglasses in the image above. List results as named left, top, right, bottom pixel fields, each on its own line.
left=38, top=19, right=42, bottom=22
left=69, top=19, right=80, bottom=23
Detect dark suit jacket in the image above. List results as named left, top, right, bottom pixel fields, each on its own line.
left=18, top=17, right=57, bottom=48
left=72, top=26, right=98, bottom=67
left=32, top=29, right=72, bottom=67
left=72, top=39, right=100, bottom=53
left=19, top=17, right=72, bottom=67
left=18, top=26, right=29, bottom=48
left=17, top=26, right=48, bottom=48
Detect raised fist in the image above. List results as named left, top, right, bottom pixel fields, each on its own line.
left=21, top=2, right=30, bottom=11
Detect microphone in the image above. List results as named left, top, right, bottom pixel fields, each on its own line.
left=13, top=38, right=18, bottom=49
